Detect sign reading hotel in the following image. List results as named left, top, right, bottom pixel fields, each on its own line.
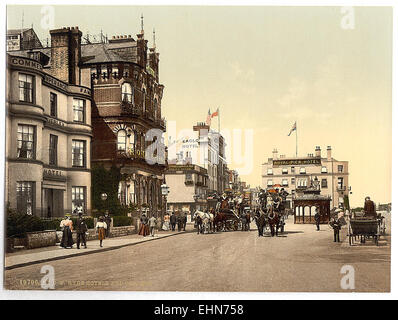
left=273, top=158, right=322, bottom=167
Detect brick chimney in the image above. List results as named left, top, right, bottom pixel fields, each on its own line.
left=315, top=146, right=321, bottom=157
left=50, top=26, right=82, bottom=84
left=327, top=146, right=332, bottom=160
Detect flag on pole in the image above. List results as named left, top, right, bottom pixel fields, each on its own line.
left=206, top=109, right=211, bottom=125
left=287, top=121, right=297, bottom=136
left=211, top=108, right=219, bottom=118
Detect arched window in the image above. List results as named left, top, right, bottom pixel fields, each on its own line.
left=117, top=130, right=127, bottom=151
left=122, top=83, right=133, bottom=103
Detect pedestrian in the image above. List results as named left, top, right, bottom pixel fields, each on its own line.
left=170, top=212, right=177, bottom=231
left=138, top=212, right=150, bottom=236
left=104, top=212, right=112, bottom=238
left=95, top=216, right=107, bottom=247
left=76, top=213, right=88, bottom=249
left=149, top=215, right=157, bottom=237
left=330, top=217, right=341, bottom=242
left=183, top=212, right=187, bottom=231
left=314, top=208, right=321, bottom=231
left=162, top=213, right=170, bottom=231
left=60, top=215, right=74, bottom=248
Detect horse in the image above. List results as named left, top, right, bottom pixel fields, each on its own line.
left=194, top=210, right=213, bottom=234
left=254, top=208, right=267, bottom=236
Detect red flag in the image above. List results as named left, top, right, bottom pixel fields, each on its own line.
left=206, top=109, right=211, bottom=125
left=211, top=108, right=219, bottom=118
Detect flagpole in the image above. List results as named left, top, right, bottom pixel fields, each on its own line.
left=296, top=120, right=298, bottom=157
left=218, top=107, right=220, bottom=133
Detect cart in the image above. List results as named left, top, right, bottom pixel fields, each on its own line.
left=348, top=218, right=379, bottom=246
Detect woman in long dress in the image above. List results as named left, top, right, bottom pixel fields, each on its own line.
left=60, top=216, right=74, bottom=248
left=138, top=213, right=150, bottom=236
left=162, top=214, right=170, bottom=231
left=95, top=216, right=107, bottom=247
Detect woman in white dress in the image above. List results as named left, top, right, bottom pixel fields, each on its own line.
left=162, top=214, right=170, bottom=231
left=95, top=216, right=107, bottom=247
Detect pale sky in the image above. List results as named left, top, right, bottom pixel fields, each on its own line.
left=7, top=5, right=392, bottom=207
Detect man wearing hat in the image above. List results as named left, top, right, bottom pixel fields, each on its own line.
left=76, top=213, right=88, bottom=249
left=364, top=196, right=376, bottom=219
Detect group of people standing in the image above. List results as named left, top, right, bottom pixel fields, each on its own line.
left=59, top=213, right=111, bottom=248
left=138, top=211, right=188, bottom=237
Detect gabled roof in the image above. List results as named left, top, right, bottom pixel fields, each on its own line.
left=7, top=28, right=31, bottom=35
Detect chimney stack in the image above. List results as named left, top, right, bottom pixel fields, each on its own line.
left=50, top=26, right=82, bottom=84
left=327, top=146, right=332, bottom=160
left=315, top=146, right=321, bottom=157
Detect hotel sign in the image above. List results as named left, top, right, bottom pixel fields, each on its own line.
left=43, top=168, right=66, bottom=181
left=273, top=158, right=321, bottom=167
left=8, top=56, right=43, bottom=72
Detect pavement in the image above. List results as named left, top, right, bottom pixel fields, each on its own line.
left=4, top=215, right=391, bottom=292
left=5, top=226, right=194, bottom=270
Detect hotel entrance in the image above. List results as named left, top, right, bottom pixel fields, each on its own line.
left=42, top=188, right=64, bottom=218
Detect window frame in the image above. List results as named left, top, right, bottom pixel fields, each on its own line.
left=18, top=73, right=34, bottom=103
left=49, top=134, right=58, bottom=166
left=72, top=186, right=86, bottom=214
left=73, top=98, right=85, bottom=123
left=117, top=130, right=127, bottom=152
left=17, top=124, right=35, bottom=159
left=50, top=92, right=57, bottom=117
left=72, top=139, right=86, bottom=168
left=16, top=181, right=35, bottom=215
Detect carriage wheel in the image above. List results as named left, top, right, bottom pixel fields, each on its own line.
left=233, top=221, right=239, bottom=231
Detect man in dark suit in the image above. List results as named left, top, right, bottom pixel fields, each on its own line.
left=76, top=214, right=88, bottom=249
left=183, top=213, right=187, bottom=231
left=104, top=212, right=112, bottom=238
left=314, top=208, right=321, bottom=231
left=170, top=212, right=177, bottom=231
left=364, top=196, right=376, bottom=218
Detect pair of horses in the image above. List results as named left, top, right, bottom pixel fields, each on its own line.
left=254, top=208, right=283, bottom=237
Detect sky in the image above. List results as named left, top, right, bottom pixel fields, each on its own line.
left=6, top=5, right=392, bottom=207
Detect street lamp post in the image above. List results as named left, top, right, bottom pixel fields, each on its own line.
left=100, top=192, right=108, bottom=213
left=161, top=183, right=169, bottom=224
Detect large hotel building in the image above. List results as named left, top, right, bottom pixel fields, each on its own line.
left=6, top=27, right=92, bottom=217
left=6, top=23, right=166, bottom=217
left=261, top=146, right=349, bottom=209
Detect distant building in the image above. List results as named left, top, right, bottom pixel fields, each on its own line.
left=165, top=164, right=209, bottom=214
left=7, top=28, right=43, bottom=51
left=169, top=122, right=228, bottom=195
left=261, top=146, right=349, bottom=209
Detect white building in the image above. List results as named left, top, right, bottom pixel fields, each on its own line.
left=261, top=146, right=349, bottom=209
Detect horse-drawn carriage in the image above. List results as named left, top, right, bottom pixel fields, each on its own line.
left=348, top=217, right=379, bottom=246
left=254, top=188, right=288, bottom=237
left=348, top=210, right=384, bottom=246
left=194, top=192, right=252, bottom=233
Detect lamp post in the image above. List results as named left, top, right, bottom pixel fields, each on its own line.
left=100, top=192, right=108, bottom=213
left=161, top=183, right=169, bottom=223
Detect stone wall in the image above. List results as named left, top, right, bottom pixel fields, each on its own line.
left=9, top=225, right=137, bottom=251
left=26, top=230, right=57, bottom=249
